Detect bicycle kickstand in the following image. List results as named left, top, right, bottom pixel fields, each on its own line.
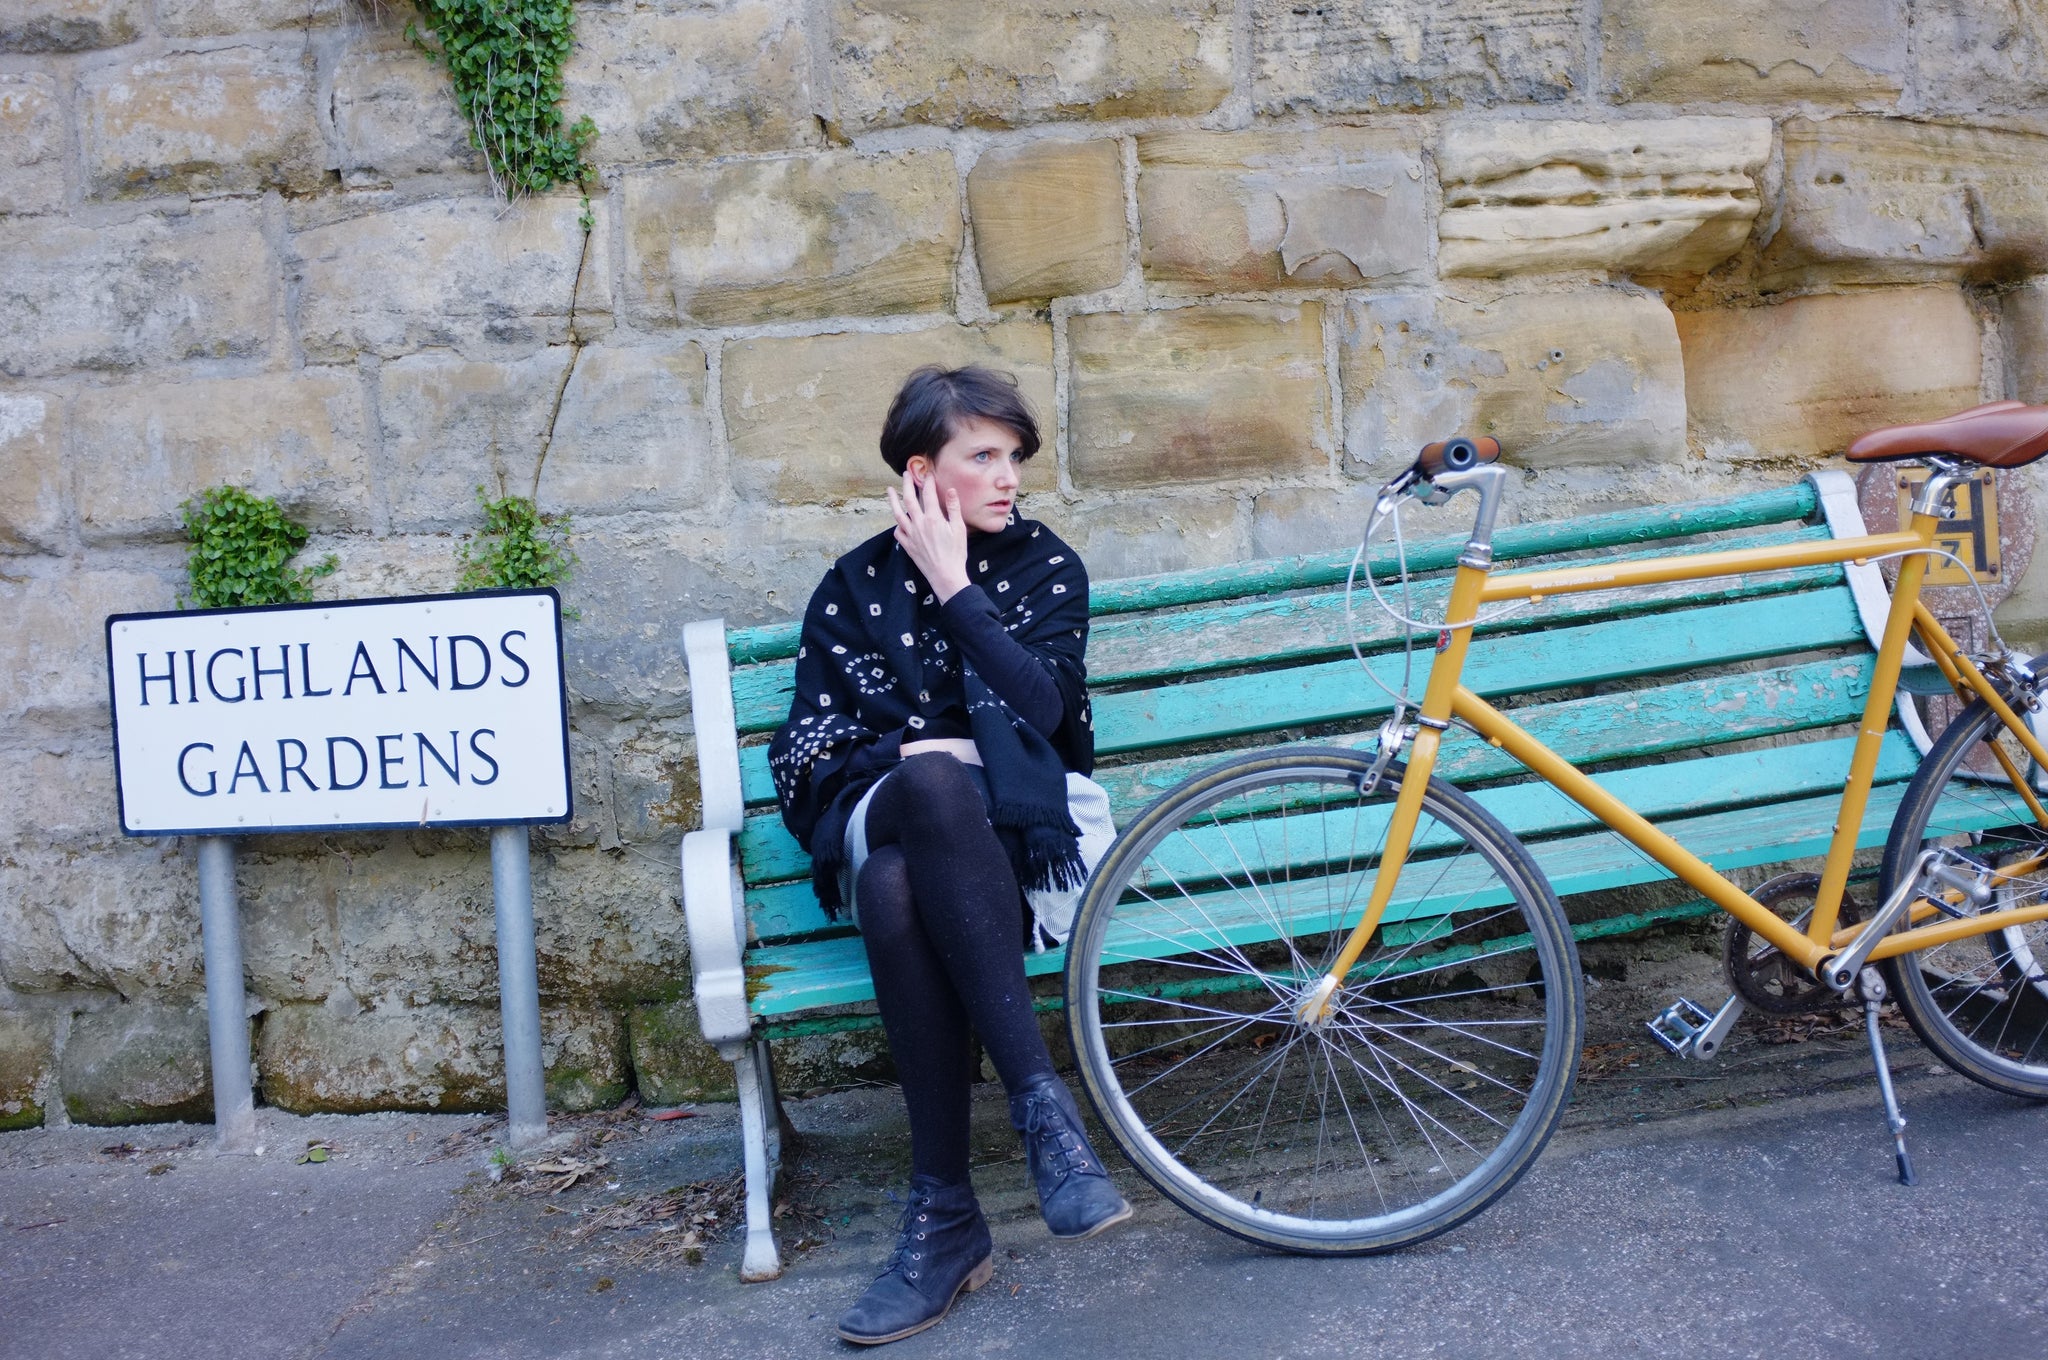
left=1858, top=967, right=1917, bottom=1187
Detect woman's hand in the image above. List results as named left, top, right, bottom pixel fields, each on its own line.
left=888, top=468, right=971, bottom=603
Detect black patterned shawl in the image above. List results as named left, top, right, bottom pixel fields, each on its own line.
left=768, top=517, right=1093, bottom=917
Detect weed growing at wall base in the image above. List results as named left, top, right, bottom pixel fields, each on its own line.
left=409, top=0, right=595, bottom=197
left=181, top=487, right=339, bottom=609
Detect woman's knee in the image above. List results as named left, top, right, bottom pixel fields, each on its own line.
left=878, top=753, right=990, bottom=838
left=854, top=846, right=916, bottom=937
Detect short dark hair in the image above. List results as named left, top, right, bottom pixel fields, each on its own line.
left=878, top=365, right=1041, bottom=475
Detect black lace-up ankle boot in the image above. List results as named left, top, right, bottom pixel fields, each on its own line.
left=1008, top=1073, right=1132, bottom=1240
left=836, top=1176, right=993, bottom=1346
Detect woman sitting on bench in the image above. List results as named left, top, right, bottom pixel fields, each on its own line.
left=769, top=365, right=1131, bottom=1346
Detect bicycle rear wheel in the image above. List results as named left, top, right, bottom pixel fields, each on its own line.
left=1882, top=688, right=2048, bottom=1097
left=1063, top=747, right=1583, bottom=1255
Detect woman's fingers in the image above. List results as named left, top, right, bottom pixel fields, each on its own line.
left=917, top=469, right=947, bottom=521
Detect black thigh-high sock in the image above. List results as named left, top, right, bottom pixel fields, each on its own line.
left=863, top=753, right=1059, bottom=1093
left=855, top=845, right=975, bottom=1186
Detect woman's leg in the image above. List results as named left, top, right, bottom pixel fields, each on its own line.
left=854, top=845, right=974, bottom=1187
left=861, top=753, right=1058, bottom=1092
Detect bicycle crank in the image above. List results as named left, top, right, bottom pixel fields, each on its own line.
left=1724, top=873, right=1863, bottom=1015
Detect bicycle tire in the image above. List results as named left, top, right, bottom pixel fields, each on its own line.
left=1881, top=680, right=2048, bottom=1098
left=1062, top=747, right=1583, bottom=1255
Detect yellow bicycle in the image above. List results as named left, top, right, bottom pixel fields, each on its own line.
left=1063, top=403, right=2048, bottom=1254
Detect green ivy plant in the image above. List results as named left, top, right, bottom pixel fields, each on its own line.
left=409, top=0, right=596, bottom=197
left=458, top=488, right=578, bottom=608
left=181, top=486, right=339, bottom=609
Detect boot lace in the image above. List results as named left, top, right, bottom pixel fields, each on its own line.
left=1018, top=1091, right=1093, bottom=1182
left=875, top=1187, right=936, bottom=1284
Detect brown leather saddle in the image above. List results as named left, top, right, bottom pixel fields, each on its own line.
left=1846, top=400, right=2048, bottom=467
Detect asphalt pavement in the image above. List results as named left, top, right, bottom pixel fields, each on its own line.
left=5, top=1021, right=2046, bottom=1360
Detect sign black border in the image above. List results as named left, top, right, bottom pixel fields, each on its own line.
left=105, top=587, right=575, bottom=837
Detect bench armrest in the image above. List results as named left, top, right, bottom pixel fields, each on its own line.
left=683, top=828, right=753, bottom=1055
left=685, top=619, right=746, bottom=834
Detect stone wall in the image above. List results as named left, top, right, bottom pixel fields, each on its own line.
left=5, top=0, right=2048, bottom=1124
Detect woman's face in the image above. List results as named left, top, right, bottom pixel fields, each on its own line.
left=907, top=416, right=1027, bottom=534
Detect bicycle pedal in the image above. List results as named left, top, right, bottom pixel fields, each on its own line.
left=1644, top=994, right=1746, bottom=1060
left=1646, top=997, right=1713, bottom=1055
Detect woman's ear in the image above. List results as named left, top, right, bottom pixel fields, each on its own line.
left=905, top=455, right=931, bottom=485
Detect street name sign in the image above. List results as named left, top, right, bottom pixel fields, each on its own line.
left=106, top=590, right=572, bottom=836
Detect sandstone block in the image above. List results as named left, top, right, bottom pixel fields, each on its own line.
left=0, top=74, right=66, bottom=215
left=0, top=734, right=123, bottom=845
left=157, top=0, right=347, bottom=36
left=537, top=341, right=714, bottom=516
left=1678, top=289, right=1983, bottom=461
left=2009, top=280, right=2048, bottom=405
left=73, top=371, right=372, bottom=543
left=1765, top=118, right=2048, bottom=288
left=1027, top=492, right=1246, bottom=581
left=0, top=569, right=176, bottom=726
left=1340, top=291, right=1686, bottom=478
left=62, top=1003, right=215, bottom=1126
left=0, top=0, right=144, bottom=52
left=771, top=1026, right=895, bottom=1094
left=1068, top=305, right=1329, bottom=491
left=1138, top=128, right=1426, bottom=291
left=625, top=150, right=960, bottom=328
left=1909, top=1, right=2048, bottom=111
left=374, top=349, right=575, bottom=532
left=968, top=140, right=1127, bottom=304
left=564, top=0, right=819, bottom=163
left=559, top=512, right=900, bottom=711
left=0, top=1011, right=55, bottom=1129
left=82, top=47, right=327, bottom=199
left=628, top=998, right=737, bottom=1104
left=1438, top=118, right=1772, bottom=279
left=0, top=390, right=67, bottom=554
left=0, top=205, right=273, bottom=378
left=827, top=0, right=1230, bottom=131
left=258, top=1001, right=628, bottom=1113
left=0, top=841, right=202, bottom=996
left=331, top=41, right=483, bottom=185
left=1601, top=0, right=1906, bottom=103
left=250, top=829, right=687, bottom=1007
left=723, top=322, right=1054, bottom=505
left=1252, top=0, right=1585, bottom=114
left=234, top=851, right=343, bottom=1004
left=292, top=196, right=610, bottom=363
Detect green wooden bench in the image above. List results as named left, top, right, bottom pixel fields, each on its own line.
left=680, top=469, right=1933, bottom=1280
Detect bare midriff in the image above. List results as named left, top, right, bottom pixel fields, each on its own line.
left=898, top=737, right=983, bottom=765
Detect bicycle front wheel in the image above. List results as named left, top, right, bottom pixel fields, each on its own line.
left=1063, top=748, right=1583, bottom=1255
left=1882, top=688, right=2048, bottom=1097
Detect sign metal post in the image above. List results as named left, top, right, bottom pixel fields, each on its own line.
left=197, top=835, right=256, bottom=1150
left=491, top=823, right=546, bottom=1146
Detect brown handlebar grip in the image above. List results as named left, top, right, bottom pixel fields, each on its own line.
left=1416, top=436, right=1501, bottom=478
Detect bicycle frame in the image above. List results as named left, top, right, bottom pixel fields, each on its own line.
left=1305, top=463, right=2048, bottom=1018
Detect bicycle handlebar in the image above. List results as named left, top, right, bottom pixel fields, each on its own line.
left=1414, top=436, right=1502, bottom=479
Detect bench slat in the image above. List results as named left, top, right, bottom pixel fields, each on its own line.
left=725, top=526, right=1837, bottom=727
left=743, top=779, right=1912, bottom=1014
left=1089, top=586, right=1862, bottom=756
left=1107, top=733, right=1919, bottom=895
left=738, top=645, right=1873, bottom=812
left=721, top=484, right=1819, bottom=665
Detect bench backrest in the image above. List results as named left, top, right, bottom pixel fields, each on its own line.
left=708, top=477, right=1909, bottom=968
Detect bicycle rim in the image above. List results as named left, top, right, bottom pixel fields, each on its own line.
left=1064, top=748, right=1583, bottom=1254
left=1883, top=695, right=2048, bottom=1097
